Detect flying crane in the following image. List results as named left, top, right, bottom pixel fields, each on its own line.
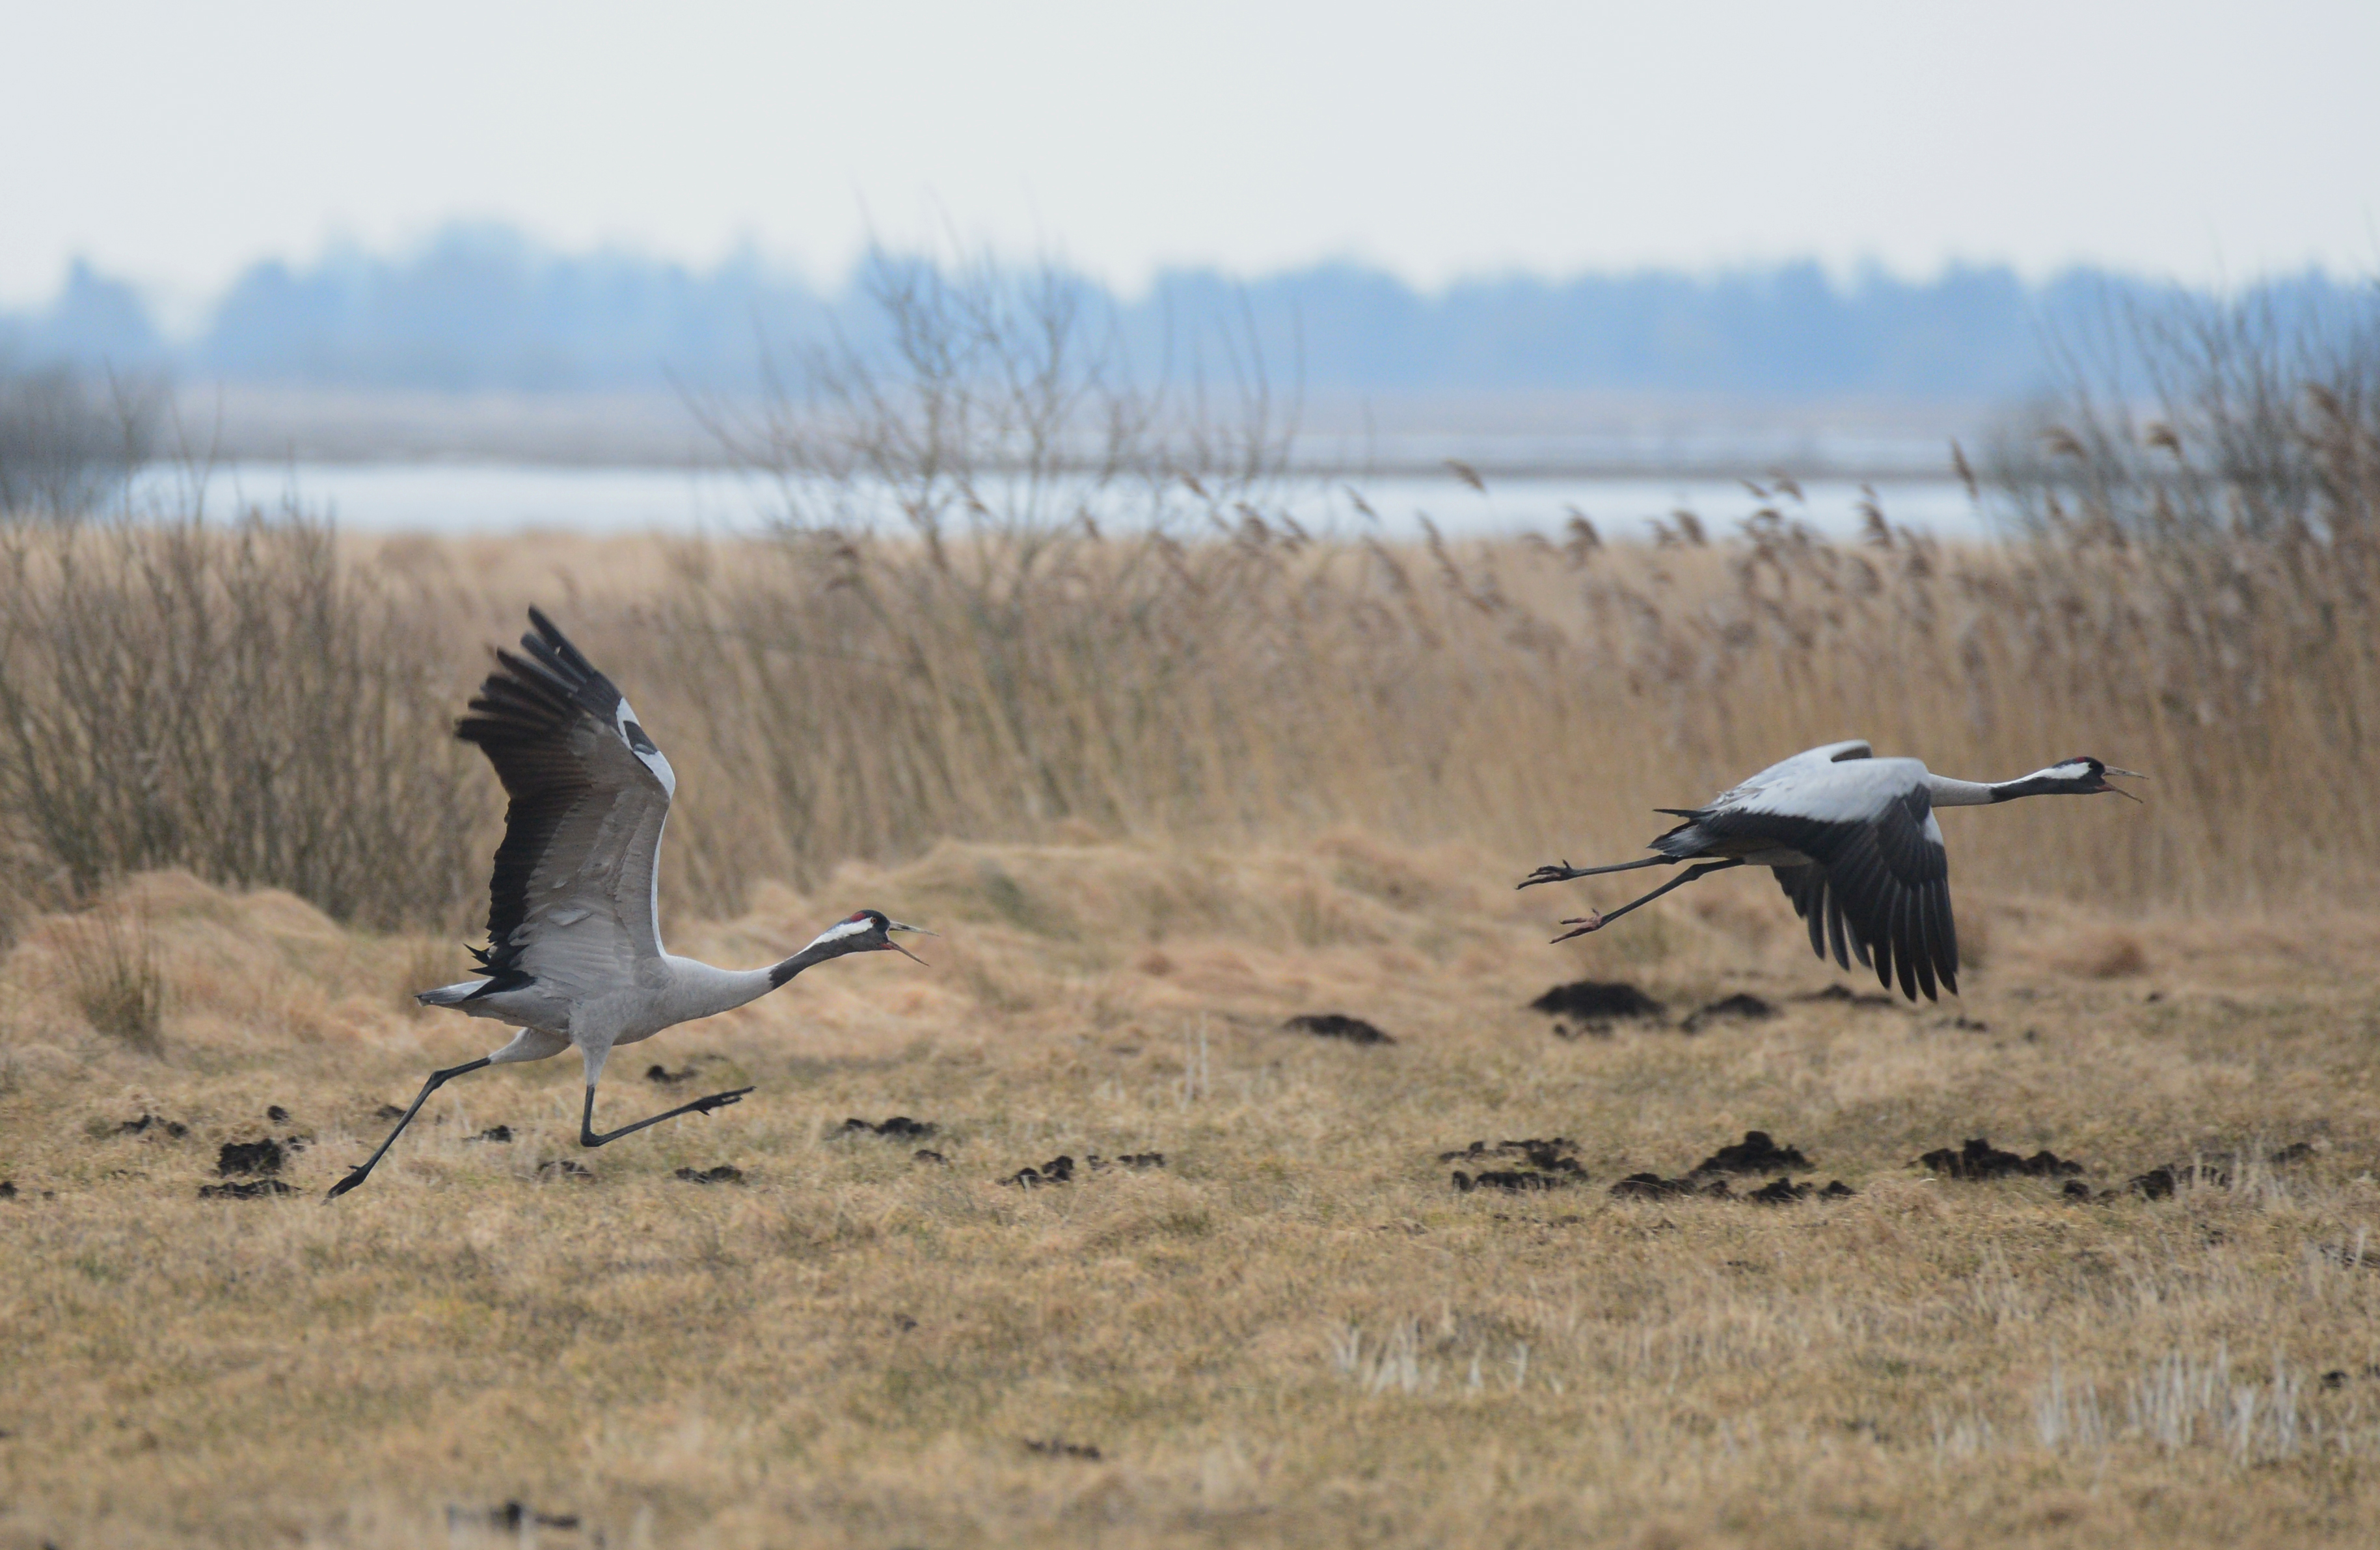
left=1520, top=740, right=2142, bottom=1001
left=329, top=610, right=930, bottom=1198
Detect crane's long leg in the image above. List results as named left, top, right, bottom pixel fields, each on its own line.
left=579, top=1083, right=756, bottom=1148
left=325, top=1057, right=493, bottom=1200
left=1519, top=854, right=1673, bottom=890
left=1550, top=859, right=1745, bottom=942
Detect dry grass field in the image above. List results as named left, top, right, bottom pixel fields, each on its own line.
left=5, top=284, right=2377, bottom=1545
left=5, top=837, right=2380, bottom=1549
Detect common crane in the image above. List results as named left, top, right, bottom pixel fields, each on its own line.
left=328, top=609, right=930, bottom=1199
left=1519, top=741, right=2141, bottom=1001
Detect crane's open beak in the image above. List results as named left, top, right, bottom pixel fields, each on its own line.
left=883, top=921, right=935, bottom=964
left=2102, top=767, right=2148, bottom=802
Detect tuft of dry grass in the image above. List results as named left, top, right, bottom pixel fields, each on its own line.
left=5, top=850, right=2380, bottom=1547
left=43, top=897, right=165, bottom=1055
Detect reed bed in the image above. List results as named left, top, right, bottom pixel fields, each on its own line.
left=3, top=269, right=2375, bottom=934
left=3, top=474, right=2378, bottom=936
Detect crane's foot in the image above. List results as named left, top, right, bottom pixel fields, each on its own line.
left=1550, top=912, right=1606, bottom=944
left=1519, top=862, right=1586, bottom=890
left=689, top=1087, right=753, bottom=1116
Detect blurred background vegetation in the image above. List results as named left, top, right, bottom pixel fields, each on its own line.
left=2, top=260, right=2374, bottom=947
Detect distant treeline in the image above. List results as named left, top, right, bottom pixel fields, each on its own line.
left=0, top=223, right=2362, bottom=399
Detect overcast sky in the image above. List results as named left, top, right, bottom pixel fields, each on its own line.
left=5, top=0, right=2375, bottom=310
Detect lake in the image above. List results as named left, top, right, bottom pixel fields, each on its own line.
left=133, top=461, right=1993, bottom=543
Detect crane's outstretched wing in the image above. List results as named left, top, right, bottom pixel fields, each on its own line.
left=1759, top=786, right=1957, bottom=1001
left=454, top=608, right=676, bottom=1004
left=1680, top=763, right=1956, bottom=1001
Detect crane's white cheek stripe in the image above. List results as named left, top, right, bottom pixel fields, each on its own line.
left=808, top=919, right=875, bottom=948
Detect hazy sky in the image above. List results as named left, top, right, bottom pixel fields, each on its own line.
left=5, top=0, right=2375, bottom=308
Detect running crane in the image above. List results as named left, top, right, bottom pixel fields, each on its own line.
left=328, top=610, right=932, bottom=1199
left=1519, top=741, right=2142, bottom=1001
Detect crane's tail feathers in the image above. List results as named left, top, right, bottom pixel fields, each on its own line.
left=415, top=981, right=486, bottom=1008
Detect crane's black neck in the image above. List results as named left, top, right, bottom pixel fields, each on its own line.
left=766, top=934, right=870, bottom=988
left=1988, top=772, right=2094, bottom=802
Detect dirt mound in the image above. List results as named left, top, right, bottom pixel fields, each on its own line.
left=1691, top=1131, right=1809, bottom=1175
left=1915, top=1138, right=2085, bottom=1180
left=1441, top=1137, right=1584, bottom=1192
left=215, top=1139, right=285, bottom=1176
left=675, top=1165, right=744, bottom=1185
left=458, top=1504, right=580, bottom=1532
left=198, top=1179, right=295, bottom=1199
left=1000, top=1152, right=1165, bottom=1187
left=1530, top=981, right=1664, bottom=1021
left=1610, top=1173, right=1733, bottom=1200
left=1610, top=1171, right=1852, bottom=1203
left=1284, top=1013, right=1394, bottom=1045
left=118, top=1113, right=189, bottom=1139
left=646, top=1065, right=696, bottom=1085
left=1796, top=985, right=1898, bottom=1007
left=465, top=1126, right=513, bottom=1144
left=537, top=1160, right=594, bottom=1182
left=1454, top=1169, right=1575, bottom=1193
left=840, top=1116, right=938, bottom=1139
left=1748, top=1178, right=1858, bottom=1204
left=1683, top=994, right=1778, bottom=1032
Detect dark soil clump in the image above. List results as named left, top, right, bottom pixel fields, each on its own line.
left=1003, top=1155, right=1076, bottom=1188
left=645, top=1064, right=696, bottom=1085
left=1692, top=1131, right=1810, bottom=1175
left=1023, top=1437, right=1102, bottom=1461
left=999, top=1152, right=1162, bottom=1187
left=1610, top=1173, right=1732, bottom=1201
left=1796, top=985, right=1897, bottom=1007
left=841, top=1116, right=938, bottom=1139
left=0, top=1181, right=17, bottom=1199
left=912, top=1149, right=948, bottom=1165
left=465, top=1125, right=513, bottom=1143
left=1747, top=1177, right=1858, bottom=1204
left=198, top=1178, right=295, bottom=1199
left=459, top=1504, right=580, bottom=1532
left=118, top=1113, right=189, bottom=1138
left=674, top=1165, right=744, bottom=1185
left=1683, top=994, right=1778, bottom=1033
left=1530, top=981, right=1664, bottom=1021
left=1455, top=1170, right=1572, bottom=1193
left=215, top=1139, right=286, bottom=1176
left=373, top=1104, right=405, bottom=1121
left=1441, top=1137, right=1584, bottom=1192
left=265, top=1106, right=291, bottom=1122
left=1284, top=1013, right=1394, bottom=1045
left=1916, top=1137, right=2085, bottom=1180
left=537, top=1160, right=594, bottom=1181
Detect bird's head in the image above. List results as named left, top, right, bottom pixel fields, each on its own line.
left=807, top=909, right=936, bottom=964
left=2035, top=755, right=2148, bottom=800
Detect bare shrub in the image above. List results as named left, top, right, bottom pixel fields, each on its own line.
left=0, top=360, right=161, bottom=519
left=0, top=493, right=487, bottom=928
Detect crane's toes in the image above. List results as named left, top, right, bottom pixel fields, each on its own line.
left=324, top=1169, right=368, bottom=1201
left=1549, top=912, right=1606, bottom=944
left=1518, top=862, right=1579, bottom=891
left=692, top=1086, right=757, bottom=1115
